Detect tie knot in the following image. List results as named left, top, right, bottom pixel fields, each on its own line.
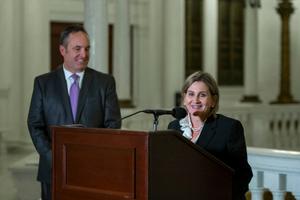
left=71, top=74, right=79, bottom=82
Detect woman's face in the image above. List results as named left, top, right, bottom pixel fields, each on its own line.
left=183, top=81, right=215, bottom=118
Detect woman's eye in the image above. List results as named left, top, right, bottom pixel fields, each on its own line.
left=200, top=93, right=207, bottom=97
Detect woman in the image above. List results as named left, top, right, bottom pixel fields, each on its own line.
left=168, top=71, right=252, bottom=200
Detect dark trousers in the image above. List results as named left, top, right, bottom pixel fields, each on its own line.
left=41, top=182, right=51, bottom=200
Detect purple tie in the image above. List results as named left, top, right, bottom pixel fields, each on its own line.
left=70, top=74, right=80, bottom=121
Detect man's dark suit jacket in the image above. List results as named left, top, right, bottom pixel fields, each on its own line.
left=168, top=114, right=252, bottom=200
left=27, top=66, right=121, bottom=183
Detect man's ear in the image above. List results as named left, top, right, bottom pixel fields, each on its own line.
left=59, top=45, right=65, bottom=56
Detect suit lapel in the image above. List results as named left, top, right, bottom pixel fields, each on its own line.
left=56, top=67, right=74, bottom=123
left=196, top=115, right=218, bottom=148
left=76, top=68, right=92, bottom=122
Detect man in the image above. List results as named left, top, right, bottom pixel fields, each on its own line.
left=27, top=25, right=121, bottom=200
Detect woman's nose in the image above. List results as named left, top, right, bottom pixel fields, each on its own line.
left=194, top=95, right=201, bottom=102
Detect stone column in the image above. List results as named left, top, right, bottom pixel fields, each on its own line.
left=241, top=0, right=261, bottom=103
left=84, top=0, right=108, bottom=73
left=23, top=0, right=49, bottom=140
left=163, top=0, right=185, bottom=107
left=0, top=0, right=14, bottom=143
left=0, top=0, right=14, bottom=89
left=113, top=0, right=132, bottom=105
left=203, top=0, right=218, bottom=78
left=271, top=0, right=298, bottom=104
left=141, top=0, right=164, bottom=108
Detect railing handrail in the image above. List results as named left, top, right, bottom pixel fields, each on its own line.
left=248, top=147, right=300, bottom=159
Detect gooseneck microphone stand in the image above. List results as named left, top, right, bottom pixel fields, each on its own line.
left=120, top=110, right=161, bottom=132
left=120, top=107, right=186, bottom=132
left=152, top=114, right=159, bottom=132
left=120, top=110, right=159, bottom=132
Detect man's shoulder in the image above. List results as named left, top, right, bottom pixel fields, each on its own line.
left=36, top=67, right=62, bottom=79
left=86, top=67, right=115, bottom=82
left=34, top=68, right=63, bottom=86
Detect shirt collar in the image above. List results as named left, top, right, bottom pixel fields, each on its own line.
left=63, top=65, right=85, bottom=80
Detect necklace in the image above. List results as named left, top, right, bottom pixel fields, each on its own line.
left=188, top=113, right=204, bottom=132
left=191, top=126, right=202, bottom=132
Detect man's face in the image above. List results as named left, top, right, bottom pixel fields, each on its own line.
left=59, top=31, right=90, bottom=73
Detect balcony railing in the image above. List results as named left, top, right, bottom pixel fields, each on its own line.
left=121, top=104, right=300, bottom=151
left=248, top=147, right=300, bottom=200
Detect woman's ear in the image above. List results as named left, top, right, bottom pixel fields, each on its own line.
left=211, top=95, right=217, bottom=108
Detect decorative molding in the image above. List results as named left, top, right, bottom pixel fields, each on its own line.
left=248, top=0, right=261, bottom=8
left=49, top=0, right=84, bottom=22
left=241, top=95, right=261, bottom=103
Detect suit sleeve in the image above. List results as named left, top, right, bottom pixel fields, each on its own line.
left=27, top=77, right=52, bottom=165
left=227, top=120, right=253, bottom=197
left=103, top=76, right=121, bottom=128
left=168, top=120, right=180, bottom=131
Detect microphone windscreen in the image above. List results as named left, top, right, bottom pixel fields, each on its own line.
left=172, top=107, right=187, bottom=119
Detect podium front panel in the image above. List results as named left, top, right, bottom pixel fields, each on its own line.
left=149, top=131, right=233, bottom=200
left=52, top=127, right=149, bottom=200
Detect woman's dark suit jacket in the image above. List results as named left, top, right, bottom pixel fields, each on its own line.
left=27, top=66, right=121, bottom=184
left=168, top=114, right=252, bottom=200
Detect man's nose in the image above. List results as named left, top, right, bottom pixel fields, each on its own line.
left=81, top=49, right=89, bottom=58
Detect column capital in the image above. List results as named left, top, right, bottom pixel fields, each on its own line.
left=247, top=0, right=261, bottom=8
left=276, top=0, right=294, bottom=18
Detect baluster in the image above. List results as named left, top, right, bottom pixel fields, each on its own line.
left=296, top=113, right=300, bottom=151
left=271, top=113, right=281, bottom=148
left=287, top=174, right=300, bottom=200
left=249, top=171, right=264, bottom=200
left=290, top=112, right=298, bottom=150
left=0, top=130, right=7, bottom=174
left=283, top=112, right=290, bottom=149
left=264, top=172, right=286, bottom=200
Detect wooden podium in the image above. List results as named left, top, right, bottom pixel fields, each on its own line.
left=52, top=127, right=233, bottom=200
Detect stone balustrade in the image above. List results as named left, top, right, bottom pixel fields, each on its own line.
left=220, top=104, right=300, bottom=151
left=248, top=147, right=300, bottom=200
left=8, top=152, right=40, bottom=200
left=0, top=88, right=9, bottom=159
left=121, top=104, right=300, bottom=151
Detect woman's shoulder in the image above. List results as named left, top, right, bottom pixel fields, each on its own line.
left=215, top=114, right=242, bottom=127
left=216, top=113, right=238, bottom=121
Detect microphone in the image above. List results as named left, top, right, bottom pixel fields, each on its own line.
left=143, top=107, right=187, bottom=119
left=120, top=107, right=187, bottom=121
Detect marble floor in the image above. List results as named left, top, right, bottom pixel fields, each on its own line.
left=0, top=143, right=36, bottom=200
